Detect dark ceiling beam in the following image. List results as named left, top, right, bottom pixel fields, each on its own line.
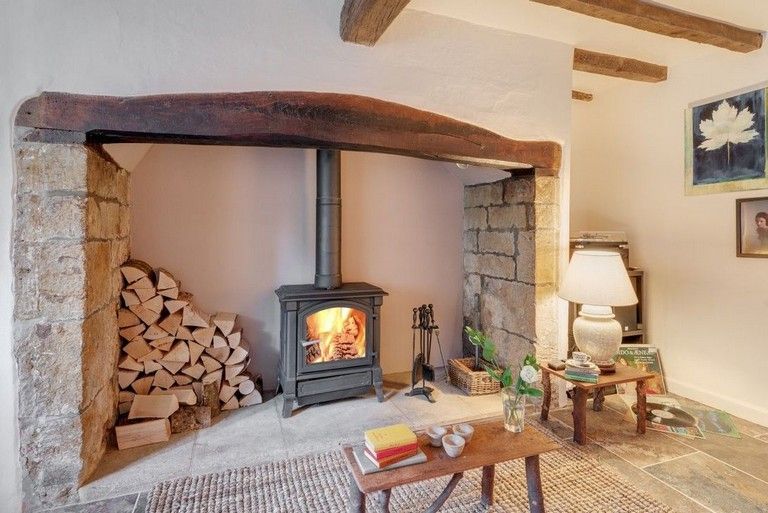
left=574, top=48, right=667, bottom=82
left=531, top=0, right=763, bottom=53
left=340, top=0, right=411, bottom=45
left=15, top=91, right=561, bottom=172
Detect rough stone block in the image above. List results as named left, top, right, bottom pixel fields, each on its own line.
left=516, top=231, right=535, bottom=284
left=118, top=204, right=130, bottom=238
left=476, top=254, right=516, bottom=281
left=85, top=241, right=114, bottom=315
left=463, top=207, right=487, bottom=230
left=486, top=327, right=535, bottom=370
left=535, top=229, right=558, bottom=285
left=88, top=200, right=122, bottom=239
left=15, top=194, right=88, bottom=242
left=15, top=143, right=89, bottom=195
left=480, top=278, right=535, bottom=341
left=535, top=284, right=560, bottom=364
left=478, top=231, right=515, bottom=256
left=116, top=168, right=131, bottom=205
left=534, top=175, right=559, bottom=205
left=79, top=385, right=117, bottom=481
left=488, top=205, right=527, bottom=230
left=463, top=252, right=480, bottom=275
left=82, top=305, right=120, bottom=407
left=13, top=243, right=39, bottom=320
left=533, top=203, right=559, bottom=230
left=464, top=182, right=503, bottom=208
left=464, top=273, right=481, bottom=298
left=86, top=147, right=120, bottom=200
left=463, top=230, right=478, bottom=253
left=503, top=175, right=535, bottom=204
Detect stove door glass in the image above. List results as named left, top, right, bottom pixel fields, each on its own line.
left=304, top=307, right=366, bottom=364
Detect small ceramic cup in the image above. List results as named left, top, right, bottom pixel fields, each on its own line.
left=441, top=434, right=466, bottom=458
left=452, top=423, right=475, bottom=442
left=572, top=351, right=591, bottom=364
left=426, top=425, right=448, bottom=447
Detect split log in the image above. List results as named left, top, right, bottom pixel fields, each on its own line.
left=224, top=363, right=246, bottom=382
left=182, top=364, right=206, bottom=380
left=165, top=298, right=189, bottom=314
left=116, top=419, right=171, bottom=450
left=212, top=334, right=228, bottom=348
left=162, top=341, right=190, bottom=363
left=119, top=324, right=146, bottom=342
left=153, top=369, right=176, bottom=389
left=182, top=304, right=210, bottom=328
left=219, top=384, right=237, bottom=403
left=192, top=327, right=215, bottom=347
left=129, top=304, right=161, bottom=325
left=202, top=369, right=223, bottom=387
left=158, top=312, right=182, bottom=335
left=200, top=381, right=221, bottom=417
left=121, top=290, right=141, bottom=307
left=155, top=268, right=179, bottom=291
left=120, top=260, right=153, bottom=284
left=131, top=376, right=154, bottom=395
left=239, top=390, right=263, bottom=407
left=118, top=309, right=141, bottom=328
left=149, top=336, right=175, bottom=351
left=142, top=295, right=164, bottom=314
left=144, top=360, right=162, bottom=374
left=174, top=375, right=193, bottom=386
left=227, top=374, right=249, bottom=387
left=118, top=390, right=135, bottom=403
left=123, top=337, right=151, bottom=360
left=212, top=312, right=237, bottom=336
left=221, top=396, right=239, bottom=411
left=128, top=394, right=179, bottom=419
left=201, top=355, right=222, bottom=373
left=118, top=370, right=139, bottom=389
left=175, top=326, right=194, bottom=341
left=126, top=276, right=153, bottom=290
left=205, top=346, right=230, bottom=363
left=137, top=348, right=164, bottom=363
left=226, top=330, right=241, bottom=349
left=238, top=379, right=256, bottom=396
left=188, top=342, right=205, bottom=366
left=158, top=286, right=179, bottom=299
left=118, top=354, right=144, bottom=372
left=118, top=402, right=132, bottom=415
left=159, top=360, right=186, bottom=374
left=224, top=342, right=248, bottom=366
left=169, top=406, right=212, bottom=434
left=134, top=287, right=157, bottom=303
left=151, top=387, right=197, bottom=405
left=143, top=324, right=169, bottom=341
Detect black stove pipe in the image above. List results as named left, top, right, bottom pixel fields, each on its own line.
left=314, top=149, right=342, bottom=289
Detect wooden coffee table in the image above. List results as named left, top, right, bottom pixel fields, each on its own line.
left=342, top=419, right=560, bottom=513
left=540, top=363, right=655, bottom=445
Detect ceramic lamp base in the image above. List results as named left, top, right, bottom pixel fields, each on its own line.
left=572, top=304, right=622, bottom=366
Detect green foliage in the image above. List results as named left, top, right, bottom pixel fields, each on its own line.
left=464, top=326, right=542, bottom=398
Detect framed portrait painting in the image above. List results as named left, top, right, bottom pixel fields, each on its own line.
left=685, top=84, right=768, bottom=195
left=736, top=197, right=768, bottom=258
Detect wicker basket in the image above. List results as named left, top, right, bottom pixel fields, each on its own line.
left=447, top=357, right=501, bottom=396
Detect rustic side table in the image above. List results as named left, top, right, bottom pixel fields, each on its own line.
left=540, top=363, right=655, bottom=445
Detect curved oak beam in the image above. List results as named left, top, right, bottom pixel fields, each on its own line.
left=15, top=91, right=561, bottom=172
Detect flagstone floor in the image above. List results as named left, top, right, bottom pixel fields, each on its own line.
left=41, top=372, right=768, bottom=513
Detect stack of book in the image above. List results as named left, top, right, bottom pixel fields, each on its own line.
left=363, top=423, right=419, bottom=469
left=564, top=360, right=600, bottom=383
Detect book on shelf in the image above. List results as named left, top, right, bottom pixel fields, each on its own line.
left=364, top=423, right=417, bottom=452
left=364, top=440, right=419, bottom=460
left=352, top=446, right=427, bottom=475
left=364, top=447, right=419, bottom=468
left=565, top=365, right=599, bottom=375
left=564, top=372, right=598, bottom=383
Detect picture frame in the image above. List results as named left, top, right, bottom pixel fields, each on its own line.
left=736, top=196, right=768, bottom=258
left=685, top=83, right=768, bottom=195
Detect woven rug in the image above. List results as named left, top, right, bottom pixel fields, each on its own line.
left=146, top=423, right=673, bottom=513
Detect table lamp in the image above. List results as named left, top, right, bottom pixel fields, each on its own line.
left=558, top=250, right=638, bottom=372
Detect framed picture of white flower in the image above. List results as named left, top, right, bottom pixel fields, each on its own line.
left=685, top=85, right=768, bottom=195
left=736, top=196, right=768, bottom=258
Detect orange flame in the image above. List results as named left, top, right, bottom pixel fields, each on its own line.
left=305, top=307, right=366, bottom=363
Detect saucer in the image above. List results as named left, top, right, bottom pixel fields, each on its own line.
left=565, top=359, right=598, bottom=370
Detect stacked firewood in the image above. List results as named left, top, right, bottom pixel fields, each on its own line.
left=115, top=259, right=262, bottom=449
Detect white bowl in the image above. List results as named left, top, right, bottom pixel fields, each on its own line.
left=442, top=434, right=466, bottom=458
left=426, top=425, right=448, bottom=447
left=452, top=423, right=475, bottom=442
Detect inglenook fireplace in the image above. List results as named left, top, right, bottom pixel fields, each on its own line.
left=276, top=149, right=387, bottom=417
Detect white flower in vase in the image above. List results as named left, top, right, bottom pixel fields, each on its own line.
left=520, top=365, right=538, bottom=384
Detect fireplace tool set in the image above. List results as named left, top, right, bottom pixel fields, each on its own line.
left=406, top=304, right=447, bottom=403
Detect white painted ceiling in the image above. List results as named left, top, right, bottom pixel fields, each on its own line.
left=407, top=0, right=768, bottom=95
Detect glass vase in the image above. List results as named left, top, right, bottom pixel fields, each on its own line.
left=501, top=387, right=526, bottom=433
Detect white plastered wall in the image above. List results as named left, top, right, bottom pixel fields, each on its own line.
left=571, top=49, right=768, bottom=427
left=0, top=1, right=572, bottom=509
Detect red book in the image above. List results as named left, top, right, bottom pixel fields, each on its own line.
left=363, top=447, right=418, bottom=468
left=364, top=441, right=419, bottom=459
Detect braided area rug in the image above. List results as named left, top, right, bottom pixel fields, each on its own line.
left=146, top=423, right=673, bottom=513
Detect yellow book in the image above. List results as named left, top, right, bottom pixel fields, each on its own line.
left=364, top=424, right=417, bottom=452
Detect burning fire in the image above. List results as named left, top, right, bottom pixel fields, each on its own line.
left=305, top=307, right=366, bottom=364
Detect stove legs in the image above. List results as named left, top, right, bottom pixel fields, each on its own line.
left=373, top=367, right=385, bottom=402
left=282, top=396, right=295, bottom=418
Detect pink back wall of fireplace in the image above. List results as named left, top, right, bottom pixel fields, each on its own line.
left=129, top=144, right=465, bottom=388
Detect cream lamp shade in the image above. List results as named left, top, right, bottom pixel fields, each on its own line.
left=558, top=250, right=637, bottom=306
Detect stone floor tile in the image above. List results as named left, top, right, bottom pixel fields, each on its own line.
left=45, top=493, right=138, bottom=513
left=670, top=428, right=768, bottom=482
left=132, top=492, right=148, bottom=513
left=645, top=452, right=768, bottom=513
left=534, top=415, right=575, bottom=440
left=550, top=407, right=696, bottom=467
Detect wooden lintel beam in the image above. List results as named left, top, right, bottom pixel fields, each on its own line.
left=573, top=48, right=667, bottom=82
left=571, top=90, right=593, bottom=102
left=340, top=0, right=411, bottom=46
left=531, top=0, right=762, bottom=53
left=15, top=91, right=561, bottom=172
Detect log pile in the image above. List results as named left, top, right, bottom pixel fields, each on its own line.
left=115, top=259, right=263, bottom=450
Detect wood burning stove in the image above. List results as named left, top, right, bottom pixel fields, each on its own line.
left=276, top=149, right=387, bottom=418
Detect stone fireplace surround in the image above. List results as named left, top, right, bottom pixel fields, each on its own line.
left=11, top=91, right=561, bottom=510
